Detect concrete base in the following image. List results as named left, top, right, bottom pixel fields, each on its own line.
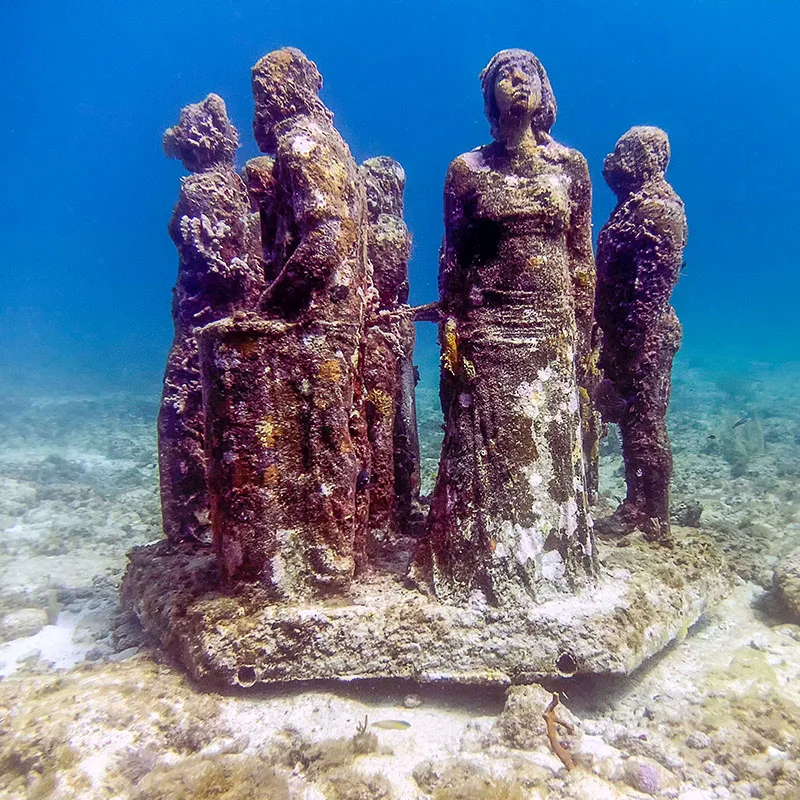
left=121, top=527, right=730, bottom=688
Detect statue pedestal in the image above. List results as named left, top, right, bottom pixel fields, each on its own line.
left=121, top=528, right=729, bottom=687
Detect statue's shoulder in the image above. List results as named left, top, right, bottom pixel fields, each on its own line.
left=177, top=168, right=239, bottom=210
left=275, top=118, right=336, bottom=164
left=547, top=141, right=589, bottom=176
left=638, top=186, right=688, bottom=242
left=445, top=146, right=492, bottom=188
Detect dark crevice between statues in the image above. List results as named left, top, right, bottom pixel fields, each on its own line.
left=122, top=48, right=727, bottom=689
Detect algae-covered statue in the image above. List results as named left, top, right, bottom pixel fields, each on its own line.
left=360, top=156, right=422, bottom=552
left=595, top=126, right=688, bottom=544
left=415, top=49, right=598, bottom=604
left=198, top=48, right=372, bottom=594
left=158, top=94, right=263, bottom=545
left=123, top=48, right=724, bottom=690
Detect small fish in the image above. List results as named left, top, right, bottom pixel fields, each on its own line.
left=372, top=720, right=411, bottom=730
left=732, top=416, right=752, bottom=429
left=706, top=434, right=716, bottom=440
left=680, top=260, right=688, bottom=274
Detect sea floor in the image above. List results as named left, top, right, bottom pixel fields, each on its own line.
left=1, top=360, right=799, bottom=799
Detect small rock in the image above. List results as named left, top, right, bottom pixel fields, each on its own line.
left=85, top=644, right=113, bottom=661
left=109, top=646, right=139, bottom=662
left=493, top=684, right=580, bottom=750
left=672, top=500, right=703, bottom=527
left=625, top=757, right=675, bottom=797
left=72, top=611, right=112, bottom=644
left=774, top=548, right=800, bottom=621
left=686, top=731, right=712, bottom=749
left=0, top=608, right=49, bottom=640
left=403, top=693, right=422, bottom=709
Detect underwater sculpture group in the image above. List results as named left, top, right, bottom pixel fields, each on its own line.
left=123, top=48, right=727, bottom=687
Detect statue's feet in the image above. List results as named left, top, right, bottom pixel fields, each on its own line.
left=594, top=501, right=675, bottom=547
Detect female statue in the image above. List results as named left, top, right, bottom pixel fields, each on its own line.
left=415, top=50, right=598, bottom=605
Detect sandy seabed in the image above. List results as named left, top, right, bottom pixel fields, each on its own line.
left=1, top=360, right=799, bottom=799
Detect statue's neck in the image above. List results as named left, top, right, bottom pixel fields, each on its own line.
left=499, top=121, right=537, bottom=152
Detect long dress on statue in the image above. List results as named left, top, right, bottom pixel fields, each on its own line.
left=418, top=139, right=598, bottom=605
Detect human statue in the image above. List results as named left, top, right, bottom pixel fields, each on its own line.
left=360, top=156, right=421, bottom=554
left=198, top=48, right=372, bottom=595
left=595, top=126, right=687, bottom=545
left=158, top=93, right=263, bottom=545
left=413, top=49, right=598, bottom=605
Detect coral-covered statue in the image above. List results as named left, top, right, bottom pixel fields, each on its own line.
left=595, top=126, right=688, bottom=545
left=158, top=94, right=263, bottom=545
left=360, top=156, right=421, bottom=552
left=414, top=49, right=598, bottom=605
left=122, top=47, right=720, bottom=691
left=198, top=48, right=372, bottom=596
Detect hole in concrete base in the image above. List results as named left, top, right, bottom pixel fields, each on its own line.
left=555, top=651, right=578, bottom=677
left=236, top=665, right=258, bottom=687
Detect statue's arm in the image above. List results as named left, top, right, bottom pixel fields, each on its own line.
left=438, top=158, right=472, bottom=414
left=439, top=158, right=471, bottom=313
left=566, top=150, right=597, bottom=380
left=632, top=195, right=688, bottom=310
left=260, top=143, right=349, bottom=307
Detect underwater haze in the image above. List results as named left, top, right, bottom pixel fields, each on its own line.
left=5, top=4, right=800, bottom=799
left=2, top=0, right=799, bottom=391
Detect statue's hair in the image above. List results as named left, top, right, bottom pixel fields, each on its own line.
left=163, top=93, right=239, bottom=173
left=480, top=49, right=557, bottom=141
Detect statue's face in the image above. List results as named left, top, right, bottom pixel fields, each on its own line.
left=493, top=63, right=542, bottom=121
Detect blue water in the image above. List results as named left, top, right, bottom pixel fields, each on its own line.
left=2, top=0, right=799, bottom=391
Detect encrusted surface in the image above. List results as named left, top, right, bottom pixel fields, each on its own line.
left=421, top=49, right=599, bottom=606
left=122, top=527, right=729, bottom=688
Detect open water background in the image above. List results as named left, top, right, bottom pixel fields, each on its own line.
left=2, top=0, right=799, bottom=393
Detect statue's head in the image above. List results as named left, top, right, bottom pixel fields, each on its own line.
left=163, top=93, right=239, bottom=173
left=362, top=156, right=406, bottom=220
left=603, top=126, right=671, bottom=197
left=480, top=49, right=556, bottom=141
left=251, top=47, right=332, bottom=153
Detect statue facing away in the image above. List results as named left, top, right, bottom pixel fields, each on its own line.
left=158, top=94, right=263, bottom=546
left=595, top=126, right=688, bottom=545
left=198, top=48, right=372, bottom=595
left=360, top=156, right=421, bottom=554
left=414, top=49, right=598, bottom=605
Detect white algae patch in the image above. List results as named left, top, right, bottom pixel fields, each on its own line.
left=0, top=610, right=91, bottom=676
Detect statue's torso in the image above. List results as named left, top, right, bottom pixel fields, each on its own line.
left=453, top=145, right=574, bottom=308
